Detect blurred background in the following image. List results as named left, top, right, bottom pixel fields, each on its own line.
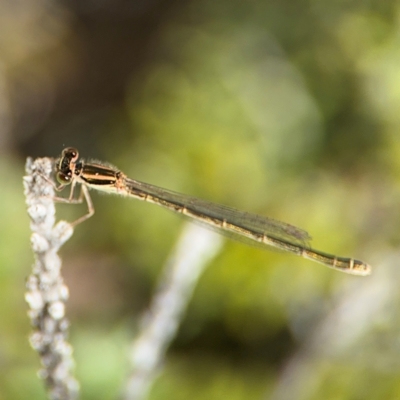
left=2, top=0, right=400, bottom=399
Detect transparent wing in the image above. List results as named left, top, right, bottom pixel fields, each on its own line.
left=125, top=178, right=311, bottom=248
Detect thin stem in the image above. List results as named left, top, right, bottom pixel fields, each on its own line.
left=123, top=223, right=223, bottom=400
left=24, top=156, right=79, bottom=400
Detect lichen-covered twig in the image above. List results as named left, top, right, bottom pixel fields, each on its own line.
left=24, top=156, right=79, bottom=400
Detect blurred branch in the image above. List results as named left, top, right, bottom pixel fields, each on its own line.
left=269, top=260, right=389, bottom=400
left=24, top=156, right=79, bottom=400
left=123, top=223, right=223, bottom=400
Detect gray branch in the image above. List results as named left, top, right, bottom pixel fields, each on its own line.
left=123, top=223, right=223, bottom=400
left=24, top=156, right=79, bottom=400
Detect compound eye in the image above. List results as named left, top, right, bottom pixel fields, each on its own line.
left=62, top=147, right=79, bottom=162
left=57, top=172, right=71, bottom=184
